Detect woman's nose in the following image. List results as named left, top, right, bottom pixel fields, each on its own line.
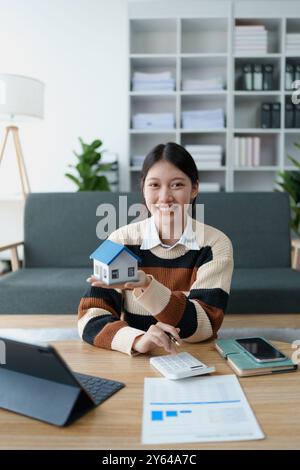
left=158, top=187, right=173, bottom=202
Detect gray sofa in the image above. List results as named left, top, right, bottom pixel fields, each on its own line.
left=0, top=191, right=299, bottom=315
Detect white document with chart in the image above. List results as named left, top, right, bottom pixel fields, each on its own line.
left=142, top=374, right=264, bottom=444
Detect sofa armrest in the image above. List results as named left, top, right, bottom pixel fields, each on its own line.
left=0, top=241, right=24, bottom=272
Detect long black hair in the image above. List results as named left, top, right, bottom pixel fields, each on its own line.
left=140, top=142, right=199, bottom=218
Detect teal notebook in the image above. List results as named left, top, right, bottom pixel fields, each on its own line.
left=215, top=337, right=298, bottom=377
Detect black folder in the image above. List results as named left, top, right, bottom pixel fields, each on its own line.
left=0, top=338, right=125, bottom=426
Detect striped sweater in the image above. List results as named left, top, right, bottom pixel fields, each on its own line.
left=78, top=217, right=234, bottom=355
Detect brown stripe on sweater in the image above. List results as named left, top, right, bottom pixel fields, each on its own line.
left=78, top=297, right=119, bottom=320
left=142, top=267, right=197, bottom=291
left=155, top=292, right=186, bottom=325
left=93, top=320, right=128, bottom=349
left=195, top=299, right=224, bottom=336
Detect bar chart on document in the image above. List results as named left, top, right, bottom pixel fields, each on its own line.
left=142, top=375, right=264, bottom=444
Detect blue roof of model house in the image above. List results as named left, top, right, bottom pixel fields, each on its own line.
left=90, top=239, right=141, bottom=265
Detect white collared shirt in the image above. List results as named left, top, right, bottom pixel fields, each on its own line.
left=140, top=215, right=200, bottom=251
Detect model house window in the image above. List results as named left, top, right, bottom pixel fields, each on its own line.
left=128, top=267, right=135, bottom=277
left=112, top=269, right=119, bottom=279
left=103, top=269, right=107, bottom=278
left=95, top=264, right=101, bottom=276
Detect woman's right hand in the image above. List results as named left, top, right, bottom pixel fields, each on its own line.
left=132, top=322, right=181, bottom=354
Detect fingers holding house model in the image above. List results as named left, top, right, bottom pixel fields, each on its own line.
left=86, top=269, right=152, bottom=291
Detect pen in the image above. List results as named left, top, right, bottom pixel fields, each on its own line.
left=166, top=332, right=180, bottom=347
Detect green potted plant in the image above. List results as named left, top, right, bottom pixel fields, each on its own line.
left=276, top=142, right=300, bottom=238
left=65, top=137, right=113, bottom=191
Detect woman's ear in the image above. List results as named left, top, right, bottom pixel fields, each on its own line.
left=191, top=182, right=199, bottom=199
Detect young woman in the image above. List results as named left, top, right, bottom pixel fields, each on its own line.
left=78, top=142, right=233, bottom=355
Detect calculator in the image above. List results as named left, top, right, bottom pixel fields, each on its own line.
left=150, top=352, right=216, bottom=380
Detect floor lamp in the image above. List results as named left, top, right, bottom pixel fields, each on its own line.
left=0, top=74, right=44, bottom=199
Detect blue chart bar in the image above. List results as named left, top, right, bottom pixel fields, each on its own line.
left=151, top=410, right=193, bottom=421
left=151, top=411, right=163, bottom=421
left=166, top=411, right=178, bottom=417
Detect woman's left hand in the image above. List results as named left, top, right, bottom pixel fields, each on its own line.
left=86, top=270, right=152, bottom=290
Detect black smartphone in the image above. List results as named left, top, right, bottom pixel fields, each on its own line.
left=235, top=337, right=287, bottom=363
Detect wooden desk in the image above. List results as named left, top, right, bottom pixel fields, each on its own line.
left=0, top=316, right=299, bottom=450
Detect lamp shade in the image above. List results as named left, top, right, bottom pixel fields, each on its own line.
left=0, top=73, right=44, bottom=121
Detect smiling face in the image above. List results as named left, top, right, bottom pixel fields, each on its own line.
left=143, top=160, right=199, bottom=241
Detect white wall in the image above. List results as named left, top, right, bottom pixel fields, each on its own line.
left=0, top=0, right=128, bottom=198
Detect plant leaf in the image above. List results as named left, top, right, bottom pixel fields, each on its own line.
left=65, top=173, right=81, bottom=188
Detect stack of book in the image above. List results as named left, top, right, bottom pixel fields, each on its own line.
left=235, top=25, right=268, bottom=55
left=199, top=182, right=221, bottom=192
left=182, top=109, right=225, bottom=129
left=286, top=34, right=300, bottom=55
left=132, top=71, right=175, bottom=91
left=185, top=145, right=223, bottom=168
left=234, top=136, right=261, bottom=167
left=132, top=113, right=174, bottom=129
left=131, top=155, right=145, bottom=167
left=182, top=77, right=224, bottom=91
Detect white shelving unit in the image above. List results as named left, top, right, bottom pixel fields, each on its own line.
left=127, top=0, right=300, bottom=192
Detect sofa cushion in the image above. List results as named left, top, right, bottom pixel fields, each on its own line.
left=24, top=191, right=291, bottom=269
left=24, top=192, right=144, bottom=268
left=1, top=266, right=299, bottom=315
left=228, top=268, right=300, bottom=313
left=197, top=192, right=291, bottom=269
left=0, top=268, right=91, bottom=314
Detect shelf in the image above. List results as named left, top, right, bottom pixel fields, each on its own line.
left=129, top=91, right=176, bottom=96
left=234, top=166, right=280, bottom=171
left=180, top=53, right=228, bottom=58
left=234, top=91, right=280, bottom=96
left=284, top=166, right=300, bottom=170
left=129, top=129, right=177, bottom=134
left=180, top=91, right=227, bottom=95
left=180, top=129, right=227, bottom=133
left=234, top=54, right=281, bottom=59
left=128, top=2, right=300, bottom=193
left=196, top=167, right=226, bottom=171
left=129, top=166, right=227, bottom=172
left=130, top=54, right=178, bottom=59
left=234, top=128, right=281, bottom=133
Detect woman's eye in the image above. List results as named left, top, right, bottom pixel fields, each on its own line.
left=171, top=183, right=183, bottom=188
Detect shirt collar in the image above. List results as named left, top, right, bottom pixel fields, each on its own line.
left=140, top=215, right=199, bottom=251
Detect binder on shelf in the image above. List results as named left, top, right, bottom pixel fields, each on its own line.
left=285, top=63, right=294, bottom=90
left=246, top=137, right=253, bottom=166
left=243, top=64, right=252, bottom=90
left=240, top=137, right=247, bottom=167
left=295, top=104, right=300, bottom=128
left=263, top=64, right=274, bottom=90
left=234, top=137, right=240, bottom=167
left=261, top=102, right=272, bottom=128
left=285, top=103, right=294, bottom=128
left=234, top=136, right=261, bottom=168
left=253, top=137, right=261, bottom=167
left=295, top=64, right=300, bottom=82
left=271, top=103, right=281, bottom=129
left=253, top=64, right=263, bottom=91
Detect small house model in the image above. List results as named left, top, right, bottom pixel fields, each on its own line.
left=90, top=239, right=141, bottom=285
